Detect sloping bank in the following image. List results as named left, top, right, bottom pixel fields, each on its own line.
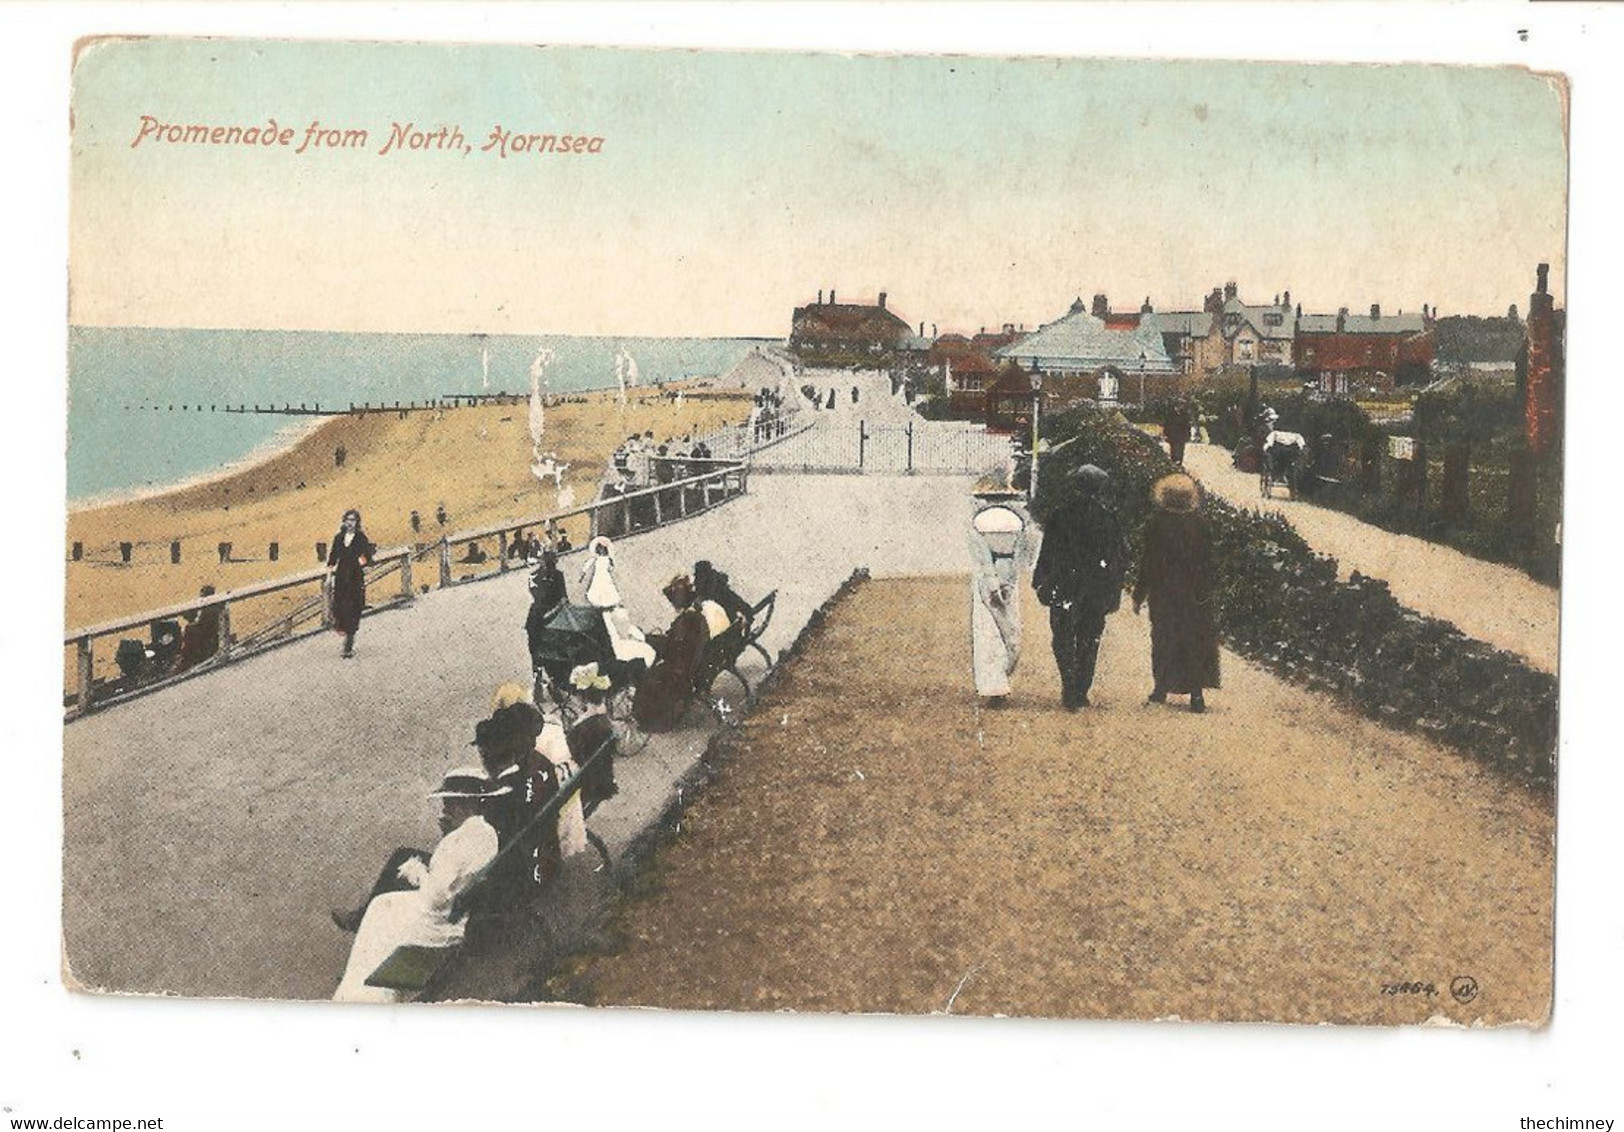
left=1034, top=407, right=1557, bottom=793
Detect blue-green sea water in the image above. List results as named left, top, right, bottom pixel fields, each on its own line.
left=67, top=327, right=768, bottom=502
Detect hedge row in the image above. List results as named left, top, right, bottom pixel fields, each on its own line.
left=1034, top=407, right=1557, bottom=792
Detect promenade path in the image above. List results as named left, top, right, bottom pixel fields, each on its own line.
left=1181, top=441, right=1559, bottom=673
left=62, top=475, right=979, bottom=1002
left=568, top=576, right=1554, bottom=1025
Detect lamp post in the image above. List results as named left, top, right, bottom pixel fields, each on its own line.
left=1028, top=369, right=1043, bottom=501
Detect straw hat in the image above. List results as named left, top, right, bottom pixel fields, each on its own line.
left=427, top=766, right=510, bottom=800
left=1152, top=472, right=1201, bottom=513
left=972, top=504, right=1025, bottom=534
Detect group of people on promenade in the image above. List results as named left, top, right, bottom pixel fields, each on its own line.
left=527, top=536, right=752, bottom=734
left=971, top=464, right=1219, bottom=713
left=330, top=671, right=621, bottom=1003
left=329, top=533, right=760, bottom=1000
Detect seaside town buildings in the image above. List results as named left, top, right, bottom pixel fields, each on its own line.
left=784, top=280, right=1465, bottom=427
left=787, top=290, right=929, bottom=369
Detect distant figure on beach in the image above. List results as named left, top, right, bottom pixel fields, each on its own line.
left=326, top=508, right=374, bottom=659
left=1032, top=464, right=1126, bottom=710
left=633, top=575, right=711, bottom=732
left=435, top=502, right=448, bottom=527
left=331, top=768, right=506, bottom=1003
left=334, top=444, right=347, bottom=468
left=410, top=509, right=421, bottom=534
left=968, top=503, right=1030, bottom=705
left=1133, top=472, right=1220, bottom=713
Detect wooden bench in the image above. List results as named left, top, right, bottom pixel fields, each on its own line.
left=693, top=589, right=777, bottom=714
left=360, top=734, right=615, bottom=998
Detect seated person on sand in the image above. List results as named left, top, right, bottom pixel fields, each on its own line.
left=177, top=586, right=223, bottom=671
left=632, top=575, right=711, bottom=733
left=331, top=767, right=508, bottom=1004
left=580, top=536, right=656, bottom=668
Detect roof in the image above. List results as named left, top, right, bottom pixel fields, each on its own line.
left=992, top=306, right=1177, bottom=373
left=790, top=300, right=913, bottom=344
left=1140, top=310, right=1214, bottom=338
left=1299, top=311, right=1427, bottom=335
left=1220, top=297, right=1296, bottom=341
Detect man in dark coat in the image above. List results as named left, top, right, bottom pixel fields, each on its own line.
left=1032, top=464, right=1127, bottom=710
left=1162, top=399, right=1193, bottom=465
left=1133, top=472, right=1220, bottom=712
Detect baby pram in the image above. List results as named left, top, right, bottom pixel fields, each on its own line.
left=1259, top=430, right=1308, bottom=499
left=527, top=601, right=645, bottom=697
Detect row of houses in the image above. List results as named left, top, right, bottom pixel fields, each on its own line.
left=786, top=281, right=1440, bottom=416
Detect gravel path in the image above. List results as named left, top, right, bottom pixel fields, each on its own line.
left=564, top=576, right=1553, bottom=1025
left=1180, top=441, right=1559, bottom=673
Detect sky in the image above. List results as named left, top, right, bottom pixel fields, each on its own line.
left=70, top=38, right=1568, bottom=337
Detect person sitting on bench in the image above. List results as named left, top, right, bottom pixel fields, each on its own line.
left=693, top=560, right=750, bottom=638
left=331, top=767, right=508, bottom=1004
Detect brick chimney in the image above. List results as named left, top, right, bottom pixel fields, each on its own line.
left=1092, top=293, right=1109, bottom=318
left=1525, top=262, right=1560, bottom=458
left=1337, top=307, right=1348, bottom=332
left=878, top=292, right=887, bottom=310
left=1204, top=288, right=1224, bottom=314
left=1283, top=289, right=1291, bottom=310
left=817, top=289, right=823, bottom=304
left=1141, top=296, right=1154, bottom=314
left=830, top=289, right=836, bottom=304
left=1224, top=281, right=1238, bottom=301
left=1370, top=303, right=1381, bottom=320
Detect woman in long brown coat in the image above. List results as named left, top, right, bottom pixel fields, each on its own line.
left=1132, top=473, right=1220, bottom=712
left=632, top=575, right=711, bottom=732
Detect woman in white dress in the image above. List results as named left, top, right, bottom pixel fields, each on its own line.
left=580, top=536, right=656, bottom=667
left=968, top=502, right=1030, bottom=704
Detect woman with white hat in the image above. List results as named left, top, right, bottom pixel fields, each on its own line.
left=968, top=501, right=1030, bottom=704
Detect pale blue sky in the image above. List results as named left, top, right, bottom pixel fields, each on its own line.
left=71, top=39, right=1568, bottom=336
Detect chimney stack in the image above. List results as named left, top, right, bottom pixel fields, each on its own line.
left=1092, top=293, right=1110, bottom=318
left=1337, top=307, right=1348, bottom=332
left=1224, top=281, right=1238, bottom=301
left=1283, top=289, right=1291, bottom=310
left=817, top=289, right=823, bottom=304
left=878, top=291, right=887, bottom=310
left=1370, top=303, right=1381, bottom=320
left=830, top=289, right=836, bottom=304
left=1537, top=262, right=1549, bottom=295
left=920, top=322, right=925, bottom=337
left=1141, top=296, right=1154, bottom=314
left=1205, top=288, right=1224, bottom=313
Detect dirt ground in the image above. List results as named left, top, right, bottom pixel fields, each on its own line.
left=561, top=576, right=1554, bottom=1026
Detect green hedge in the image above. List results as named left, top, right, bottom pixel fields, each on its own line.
left=1035, top=406, right=1557, bottom=792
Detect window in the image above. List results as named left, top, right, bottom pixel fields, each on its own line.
left=1264, top=312, right=1284, bottom=327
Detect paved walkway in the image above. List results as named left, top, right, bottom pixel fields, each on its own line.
left=62, top=475, right=978, bottom=1001
left=1180, top=441, right=1560, bottom=673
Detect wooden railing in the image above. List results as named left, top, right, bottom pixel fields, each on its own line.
left=62, top=461, right=750, bottom=720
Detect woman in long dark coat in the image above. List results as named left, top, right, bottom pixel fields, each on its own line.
left=1132, top=473, right=1220, bottom=712
left=327, top=508, right=374, bottom=658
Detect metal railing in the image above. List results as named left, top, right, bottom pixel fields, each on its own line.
left=63, top=461, right=750, bottom=720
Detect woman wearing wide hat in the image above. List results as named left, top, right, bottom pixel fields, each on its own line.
left=1132, top=472, right=1220, bottom=712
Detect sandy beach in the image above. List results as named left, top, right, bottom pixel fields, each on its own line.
left=64, top=388, right=750, bottom=634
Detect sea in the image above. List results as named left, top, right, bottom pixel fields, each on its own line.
left=66, top=327, right=771, bottom=504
